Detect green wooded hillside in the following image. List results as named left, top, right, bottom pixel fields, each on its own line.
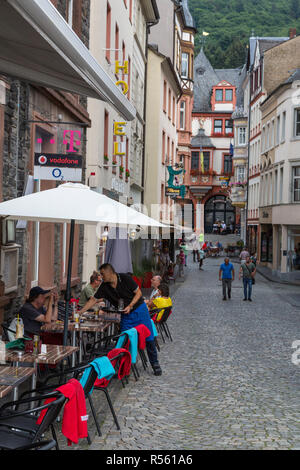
left=189, top=0, right=300, bottom=68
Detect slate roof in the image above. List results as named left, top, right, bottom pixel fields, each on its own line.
left=284, top=68, right=300, bottom=84
left=193, top=48, right=245, bottom=113
left=180, top=0, right=196, bottom=30
left=248, top=36, right=289, bottom=69
left=191, top=128, right=215, bottom=148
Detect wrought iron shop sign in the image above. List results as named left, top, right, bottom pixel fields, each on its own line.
left=166, top=165, right=186, bottom=199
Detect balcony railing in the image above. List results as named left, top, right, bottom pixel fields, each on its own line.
left=190, top=169, right=216, bottom=176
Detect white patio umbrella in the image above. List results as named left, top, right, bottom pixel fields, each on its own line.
left=0, top=183, right=165, bottom=344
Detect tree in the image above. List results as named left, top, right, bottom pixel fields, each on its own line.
left=189, top=0, right=298, bottom=68
left=290, top=0, right=300, bottom=19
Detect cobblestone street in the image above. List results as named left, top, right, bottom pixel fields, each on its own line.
left=85, top=256, right=300, bottom=451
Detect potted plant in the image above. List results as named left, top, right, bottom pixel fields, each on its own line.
left=119, top=166, right=124, bottom=176
left=141, top=257, right=155, bottom=288
left=132, top=263, right=144, bottom=288
left=125, top=169, right=130, bottom=178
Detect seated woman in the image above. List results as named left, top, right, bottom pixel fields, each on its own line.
left=19, top=286, right=58, bottom=337
left=148, top=283, right=172, bottom=322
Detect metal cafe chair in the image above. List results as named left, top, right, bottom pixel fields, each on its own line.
left=0, top=391, right=66, bottom=450
left=14, top=439, right=58, bottom=450
left=19, top=363, right=98, bottom=443
left=88, top=331, right=140, bottom=382
left=150, top=307, right=173, bottom=343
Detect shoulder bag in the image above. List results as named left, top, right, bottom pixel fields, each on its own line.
left=244, top=264, right=256, bottom=285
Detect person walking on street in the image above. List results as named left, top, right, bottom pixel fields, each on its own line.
left=240, top=246, right=250, bottom=265
left=199, top=248, right=205, bottom=270
left=188, top=231, right=200, bottom=263
left=219, top=258, right=235, bottom=301
left=180, top=240, right=188, bottom=267
left=178, top=249, right=185, bottom=277
left=239, top=256, right=256, bottom=301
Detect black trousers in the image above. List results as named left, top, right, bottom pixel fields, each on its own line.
left=193, top=250, right=200, bottom=262
left=222, top=279, right=232, bottom=298
left=146, top=340, right=159, bottom=365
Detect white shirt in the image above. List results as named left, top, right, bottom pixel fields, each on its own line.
left=150, top=288, right=159, bottom=300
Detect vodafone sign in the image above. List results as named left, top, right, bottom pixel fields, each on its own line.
left=34, top=153, right=83, bottom=182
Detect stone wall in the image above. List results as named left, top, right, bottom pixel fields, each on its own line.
left=2, top=0, right=91, bottom=317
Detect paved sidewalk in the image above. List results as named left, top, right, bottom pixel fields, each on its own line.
left=67, top=258, right=300, bottom=450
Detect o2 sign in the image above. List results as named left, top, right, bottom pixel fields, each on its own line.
left=34, top=153, right=82, bottom=182
left=52, top=168, right=62, bottom=179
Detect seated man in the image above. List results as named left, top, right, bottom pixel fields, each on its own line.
left=145, top=275, right=162, bottom=305
left=148, top=283, right=172, bottom=322
left=79, top=263, right=162, bottom=376
left=19, top=286, right=58, bottom=336
left=78, top=271, right=102, bottom=309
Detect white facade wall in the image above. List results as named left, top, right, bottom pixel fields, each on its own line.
left=83, top=0, right=149, bottom=283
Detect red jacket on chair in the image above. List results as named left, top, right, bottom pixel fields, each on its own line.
left=94, top=348, right=132, bottom=388
left=37, top=378, right=88, bottom=446
left=134, top=324, right=151, bottom=350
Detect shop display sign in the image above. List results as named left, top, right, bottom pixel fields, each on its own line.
left=166, top=165, right=186, bottom=199
left=34, top=153, right=82, bottom=182
left=113, top=59, right=129, bottom=162
left=165, top=187, right=181, bottom=197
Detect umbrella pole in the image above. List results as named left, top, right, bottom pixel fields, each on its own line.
left=63, top=219, right=75, bottom=346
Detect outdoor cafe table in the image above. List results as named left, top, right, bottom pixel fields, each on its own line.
left=0, top=365, right=35, bottom=401
left=42, top=317, right=120, bottom=365
left=4, top=345, right=79, bottom=391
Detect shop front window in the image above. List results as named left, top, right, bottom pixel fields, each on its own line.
left=287, top=228, right=300, bottom=272
left=261, top=229, right=273, bottom=263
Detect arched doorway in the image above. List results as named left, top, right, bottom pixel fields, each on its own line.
left=204, top=195, right=236, bottom=233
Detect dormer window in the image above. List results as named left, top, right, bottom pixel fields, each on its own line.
left=211, top=81, right=236, bottom=111
left=214, top=87, right=233, bottom=102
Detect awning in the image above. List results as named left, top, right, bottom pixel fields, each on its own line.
left=0, top=0, right=136, bottom=121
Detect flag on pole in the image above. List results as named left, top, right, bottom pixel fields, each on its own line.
left=200, top=151, right=204, bottom=173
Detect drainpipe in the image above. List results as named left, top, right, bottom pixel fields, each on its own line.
left=16, top=81, right=21, bottom=198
